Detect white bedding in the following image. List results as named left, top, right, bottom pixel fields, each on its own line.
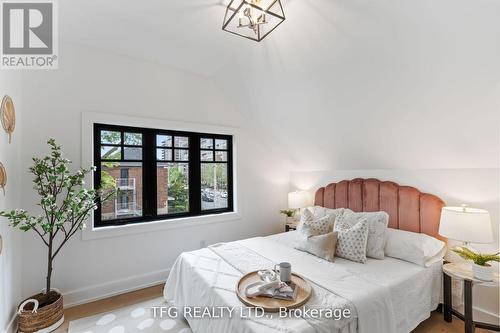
left=163, top=231, right=442, bottom=333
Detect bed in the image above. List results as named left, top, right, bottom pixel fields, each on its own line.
left=163, top=178, right=446, bottom=333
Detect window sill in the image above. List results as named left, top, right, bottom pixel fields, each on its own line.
left=81, top=211, right=241, bottom=241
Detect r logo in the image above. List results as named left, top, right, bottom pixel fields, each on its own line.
left=2, top=2, right=53, bottom=54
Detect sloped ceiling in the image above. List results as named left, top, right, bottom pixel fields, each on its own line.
left=61, top=0, right=253, bottom=77
left=61, top=0, right=500, bottom=170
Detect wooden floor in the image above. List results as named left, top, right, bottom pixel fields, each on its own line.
left=56, top=284, right=489, bottom=333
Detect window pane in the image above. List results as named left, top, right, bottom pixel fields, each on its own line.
left=157, top=163, right=189, bottom=215
left=174, top=149, right=189, bottom=161
left=157, top=135, right=172, bottom=147
left=124, top=147, right=142, bottom=160
left=215, top=151, right=227, bottom=162
left=200, top=138, right=213, bottom=149
left=101, top=130, right=121, bottom=144
left=157, top=148, right=172, bottom=161
left=215, top=139, right=227, bottom=150
left=124, top=133, right=142, bottom=146
left=201, top=163, right=228, bottom=210
left=100, top=162, right=143, bottom=221
left=201, top=150, right=213, bottom=161
left=101, top=146, right=121, bottom=160
left=174, top=136, right=189, bottom=148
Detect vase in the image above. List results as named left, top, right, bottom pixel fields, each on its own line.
left=472, top=263, right=493, bottom=281
left=18, top=290, right=64, bottom=333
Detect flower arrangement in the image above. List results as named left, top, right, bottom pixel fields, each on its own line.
left=279, top=209, right=296, bottom=218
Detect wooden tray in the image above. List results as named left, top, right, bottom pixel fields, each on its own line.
left=236, top=271, right=312, bottom=312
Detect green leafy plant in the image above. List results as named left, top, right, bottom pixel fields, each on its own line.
left=280, top=209, right=296, bottom=218
left=168, top=167, right=189, bottom=213
left=453, top=247, right=500, bottom=266
left=0, top=139, right=115, bottom=300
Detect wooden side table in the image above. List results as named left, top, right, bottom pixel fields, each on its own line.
left=443, top=262, right=500, bottom=333
left=285, top=221, right=298, bottom=232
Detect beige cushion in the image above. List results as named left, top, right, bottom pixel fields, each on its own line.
left=295, top=224, right=338, bottom=261
left=298, top=208, right=336, bottom=234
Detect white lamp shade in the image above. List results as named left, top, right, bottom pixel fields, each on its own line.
left=439, top=206, right=493, bottom=243
left=288, top=191, right=310, bottom=209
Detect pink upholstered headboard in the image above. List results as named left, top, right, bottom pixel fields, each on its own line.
left=314, top=178, right=446, bottom=240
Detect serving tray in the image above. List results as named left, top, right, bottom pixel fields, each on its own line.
left=236, top=270, right=312, bottom=312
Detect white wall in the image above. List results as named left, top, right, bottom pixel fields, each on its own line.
left=290, top=169, right=500, bottom=323
left=0, top=73, right=23, bottom=333
left=19, top=43, right=289, bottom=306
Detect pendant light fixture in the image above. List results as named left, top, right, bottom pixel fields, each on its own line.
left=222, top=0, right=285, bottom=42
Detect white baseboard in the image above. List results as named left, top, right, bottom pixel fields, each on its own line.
left=63, top=268, right=170, bottom=308
left=472, top=305, right=500, bottom=325
left=451, top=303, right=500, bottom=326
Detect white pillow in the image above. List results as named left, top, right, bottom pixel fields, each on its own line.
left=298, top=208, right=336, bottom=234
left=384, top=228, right=446, bottom=267
left=335, top=209, right=389, bottom=259
left=334, top=218, right=370, bottom=263
left=302, top=206, right=344, bottom=220
left=295, top=224, right=338, bottom=262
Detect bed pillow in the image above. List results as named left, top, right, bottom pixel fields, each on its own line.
left=334, top=218, right=370, bottom=263
left=303, top=206, right=345, bottom=220
left=335, top=209, right=389, bottom=259
left=295, top=224, right=338, bottom=262
left=384, top=228, right=446, bottom=267
left=298, top=208, right=335, bottom=234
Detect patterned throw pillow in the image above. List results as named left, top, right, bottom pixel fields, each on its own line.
left=303, top=206, right=345, bottom=220
left=335, top=209, right=389, bottom=259
left=295, top=224, right=338, bottom=262
left=299, top=208, right=334, bottom=234
left=334, top=218, right=370, bottom=263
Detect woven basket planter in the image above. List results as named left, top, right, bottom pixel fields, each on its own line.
left=18, top=291, right=64, bottom=333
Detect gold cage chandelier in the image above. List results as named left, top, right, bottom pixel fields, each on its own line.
left=222, top=0, right=285, bottom=42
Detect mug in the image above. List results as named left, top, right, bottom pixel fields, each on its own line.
left=274, top=262, right=292, bottom=283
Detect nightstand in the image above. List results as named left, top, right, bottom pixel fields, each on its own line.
left=443, top=262, right=500, bottom=333
left=285, top=221, right=298, bottom=232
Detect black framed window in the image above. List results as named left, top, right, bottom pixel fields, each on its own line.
left=94, top=123, right=234, bottom=227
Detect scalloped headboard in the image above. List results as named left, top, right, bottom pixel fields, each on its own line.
left=314, top=178, right=446, bottom=240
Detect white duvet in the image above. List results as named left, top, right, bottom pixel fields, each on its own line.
left=163, top=231, right=442, bottom=333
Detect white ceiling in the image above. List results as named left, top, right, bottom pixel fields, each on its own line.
left=61, top=0, right=500, bottom=170
left=60, top=0, right=268, bottom=77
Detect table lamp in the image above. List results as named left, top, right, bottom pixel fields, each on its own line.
left=288, top=191, right=310, bottom=211
left=439, top=205, right=493, bottom=246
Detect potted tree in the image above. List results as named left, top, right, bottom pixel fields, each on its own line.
left=453, top=247, right=500, bottom=281
left=0, top=139, right=114, bottom=332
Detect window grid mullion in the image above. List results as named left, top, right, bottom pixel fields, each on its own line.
left=190, top=133, right=201, bottom=215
